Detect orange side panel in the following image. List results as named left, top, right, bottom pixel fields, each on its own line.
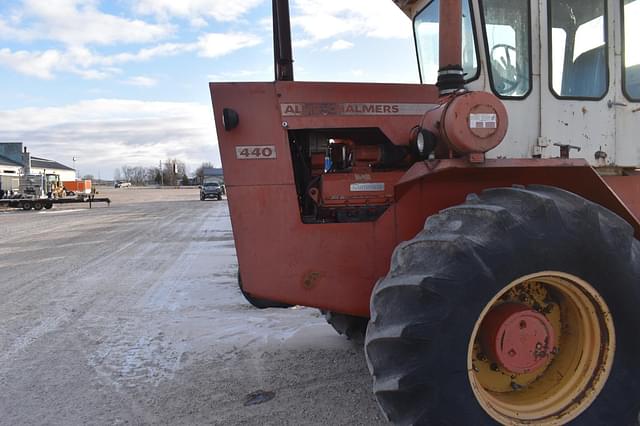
left=226, top=184, right=393, bottom=316
left=210, top=81, right=437, bottom=316
left=396, top=160, right=640, bottom=242
left=603, top=175, right=640, bottom=223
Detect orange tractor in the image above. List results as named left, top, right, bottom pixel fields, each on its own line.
left=210, top=0, right=640, bottom=424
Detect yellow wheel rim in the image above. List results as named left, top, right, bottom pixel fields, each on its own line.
left=467, top=271, right=615, bottom=425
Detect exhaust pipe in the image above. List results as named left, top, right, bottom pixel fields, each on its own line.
left=437, top=1, right=464, bottom=95
left=273, top=0, right=294, bottom=81
left=22, top=146, right=31, bottom=175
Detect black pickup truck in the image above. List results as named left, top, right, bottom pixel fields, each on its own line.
left=200, top=182, right=223, bottom=201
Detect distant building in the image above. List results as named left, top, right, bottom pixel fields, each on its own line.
left=0, top=150, right=22, bottom=193
left=0, top=142, right=23, bottom=168
left=31, top=157, right=76, bottom=181
left=0, top=142, right=76, bottom=193
left=202, top=167, right=224, bottom=184
left=203, top=167, right=223, bottom=177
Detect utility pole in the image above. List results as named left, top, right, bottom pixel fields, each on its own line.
left=159, top=160, right=164, bottom=186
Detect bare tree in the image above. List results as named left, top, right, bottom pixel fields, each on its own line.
left=116, top=160, right=188, bottom=186
left=119, top=165, right=151, bottom=185
left=162, top=159, right=187, bottom=186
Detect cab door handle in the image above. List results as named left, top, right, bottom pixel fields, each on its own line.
left=607, top=100, right=628, bottom=108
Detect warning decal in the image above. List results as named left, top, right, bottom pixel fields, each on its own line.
left=469, top=113, right=497, bottom=129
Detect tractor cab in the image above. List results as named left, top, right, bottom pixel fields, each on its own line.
left=403, top=0, right=640, bottom=167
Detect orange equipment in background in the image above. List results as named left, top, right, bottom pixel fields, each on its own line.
left=63, top=180, right=92, bottom=195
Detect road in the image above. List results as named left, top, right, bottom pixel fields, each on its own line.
left=0, top=188, right=384, bottom=425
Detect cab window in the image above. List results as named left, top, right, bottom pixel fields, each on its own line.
left=481, top=0, right=531, bottom=97
left=549, top=0, right=609, bottom=98
left=414, top=0, right=478, bottom=84
left=623, top=0, right=640, bottom=100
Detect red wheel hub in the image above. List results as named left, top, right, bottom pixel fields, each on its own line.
left=479, top=303, right=556, bottom=374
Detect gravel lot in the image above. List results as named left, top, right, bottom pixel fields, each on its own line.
left=0, top=187, right=384, bottom=425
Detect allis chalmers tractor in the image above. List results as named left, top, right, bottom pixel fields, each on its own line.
left=210, top=0, right=640, bottom=424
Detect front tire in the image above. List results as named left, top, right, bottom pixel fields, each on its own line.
left=365, top=185, right=640, bottom=425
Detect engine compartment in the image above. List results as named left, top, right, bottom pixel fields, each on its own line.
left=288, top=128, right=412, bottom=224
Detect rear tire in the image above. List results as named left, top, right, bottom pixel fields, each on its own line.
left=323, top=311, right=368, bottom=342
left=365, top=185, right=640, bottom=425
left=21, top=201, right=32, bottom=211
left=33, top=201, right=43, bottom=210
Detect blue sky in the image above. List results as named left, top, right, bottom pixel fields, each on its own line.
left=0, top=0, right=419, bottom=179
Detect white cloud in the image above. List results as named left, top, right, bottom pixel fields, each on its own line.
left=326, top=40, right=354, bottom=51
left=0, top=48, right=61, bottom=79
left=292, top=39, right=314, bottom=48
left=0, top=32, right=261, bottom=80
left=123, top=76, right=158, bottom=87
left=4, top=0, right=174, bottom=46
left=133, top=0, right=263, bottom=22
left=207, top=66, right=272, bottom=82
left=189, top=17, right=208, bottom=28
left=0, top=99, right=219, bottom=177
left=0, top=16, right=35, bottom=42
left=0, top=47, right=123, bottom=80
left=111, top=43, right=193, bottom=63
left=291, top=0, right=411, bottom=46
left=196, top=33, right=261, bottom=58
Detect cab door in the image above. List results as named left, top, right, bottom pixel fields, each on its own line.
left=473, top=0, right=540, bottom=160
left=615, top=0, right=640, bottom=167
left=539, top=0, right=616, bottom=164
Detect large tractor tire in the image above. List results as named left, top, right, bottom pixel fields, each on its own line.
left=323, top=311, right=368, bottom=342
left=365, top=185, right=640, bottom=425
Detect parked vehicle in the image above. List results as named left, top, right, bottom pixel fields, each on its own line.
left=114, top=181, right=131, bottom=188
left=200, top=181, right=223, bottom=200
left=210, top=0, right=640, bottom=424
